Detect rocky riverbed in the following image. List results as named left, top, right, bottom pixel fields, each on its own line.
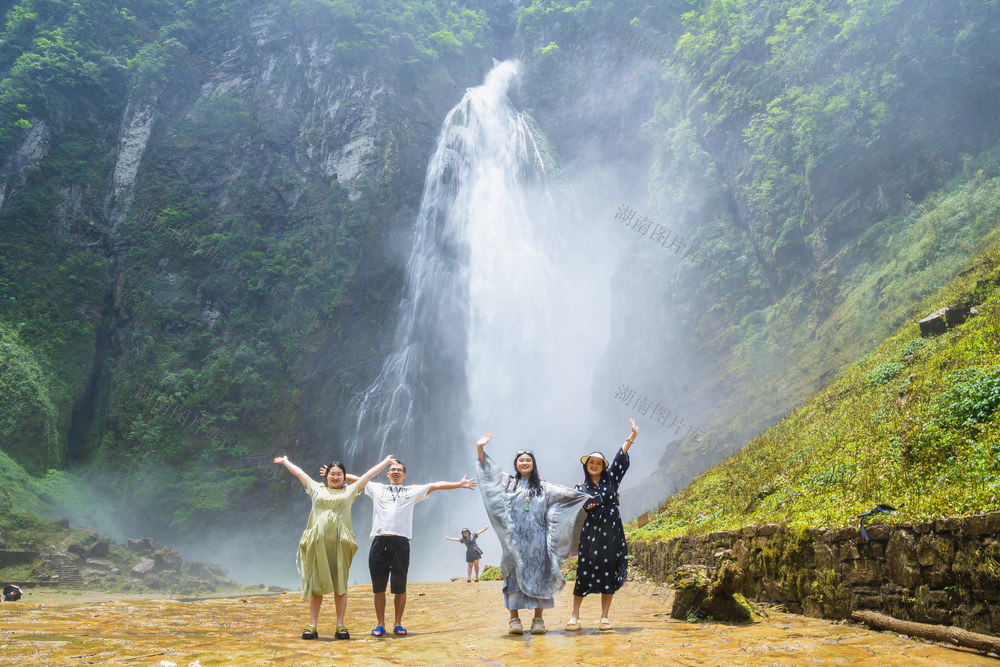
left=1, top=580, right=995, bottom=665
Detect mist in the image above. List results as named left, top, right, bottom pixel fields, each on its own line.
left=158, top=52, right=702, bottom=586
left=6, top=6, right=736, bottom=589
left=292, top=57, right=693, bottom=583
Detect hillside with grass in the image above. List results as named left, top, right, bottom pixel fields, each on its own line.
left=631, top=223, right=1000, bottom=541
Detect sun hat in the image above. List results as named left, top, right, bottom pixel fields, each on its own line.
left=580, top=451, right=610, bottom=466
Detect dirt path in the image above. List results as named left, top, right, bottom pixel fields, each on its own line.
left=1, top=580, right=994, bottom=665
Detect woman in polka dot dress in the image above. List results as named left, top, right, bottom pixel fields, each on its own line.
left=566, top=418, right=637, bottom=632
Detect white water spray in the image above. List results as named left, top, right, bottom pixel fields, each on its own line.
left=348, top=61, right=615, bottom=579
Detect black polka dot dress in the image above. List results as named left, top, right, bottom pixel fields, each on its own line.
left=573, top=447, right=630, bottom=597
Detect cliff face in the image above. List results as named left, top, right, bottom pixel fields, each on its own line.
left=0, top=0, right=498, bottom=534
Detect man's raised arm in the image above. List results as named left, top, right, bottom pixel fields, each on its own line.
left=426, top=475, right=477, bottom=495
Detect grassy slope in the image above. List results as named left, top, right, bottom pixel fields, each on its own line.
left=0, top=450, right=121, bottom=536
left=632, top=191, right=1000, bottom=541
left=624, top=152, right=1000, bottom=514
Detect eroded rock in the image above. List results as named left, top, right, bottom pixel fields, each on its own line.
left=65, top=530, right=111, bottom=559
left=670, top=556, right=758, bottom=623
left=127, top=538, right=162, bottom=556
left=132, top=558, right=156, bottom=576
left=152, top=547, right=182, bottom=572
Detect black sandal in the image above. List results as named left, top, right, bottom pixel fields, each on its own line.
left=301, top=626, right=318, bottom=640
left=335, top=625, right=350, bottom=640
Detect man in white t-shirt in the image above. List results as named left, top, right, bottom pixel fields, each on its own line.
left=363, top=458, right=476, bottom=637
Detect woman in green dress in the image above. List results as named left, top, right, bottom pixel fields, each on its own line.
left=274, top=453, right=396, bottom=640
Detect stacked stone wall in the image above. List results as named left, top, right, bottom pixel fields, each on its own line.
left=629, top=512, right=1000, bottom=635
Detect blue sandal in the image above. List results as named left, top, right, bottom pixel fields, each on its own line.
left=393, top=625, right=407, bottom=636
left=371, top=625, right=386, bottom=637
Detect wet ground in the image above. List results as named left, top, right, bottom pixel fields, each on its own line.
left=1, top=580, right=996, bottom=665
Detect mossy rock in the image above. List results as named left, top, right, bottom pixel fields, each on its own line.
left=672, top=561, right=760, bottom=623
left=671, top=564, right=711, bottom=620
left=703, top=591, right=757, bottom=623
left=64, top=530, right=111, bottom=559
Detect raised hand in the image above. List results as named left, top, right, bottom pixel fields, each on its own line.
left=624, top=419, right=638, bottom=453
left=476, top=433, right=492, bottom=466
left=458, top=475, right=478, bottom=490
left=274, top=456, right=310, bottom=488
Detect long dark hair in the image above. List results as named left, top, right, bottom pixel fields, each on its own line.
left=511, top=452, right=542, bottom=498
left=580, top=459, right=607, bottom=489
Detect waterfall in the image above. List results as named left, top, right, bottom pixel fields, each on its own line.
left=348, top=59, right=612, bottom=500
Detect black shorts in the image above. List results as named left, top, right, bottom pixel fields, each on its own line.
left=369, top=535, right=410, bottom=594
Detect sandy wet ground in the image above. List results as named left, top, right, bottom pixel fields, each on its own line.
left=1, top=580, right=996, bottom=665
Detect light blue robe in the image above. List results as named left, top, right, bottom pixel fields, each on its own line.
left=477, top=452, right=590, bottom=609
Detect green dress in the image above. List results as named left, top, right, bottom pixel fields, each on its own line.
left=297, top=479, right=360, bottom=599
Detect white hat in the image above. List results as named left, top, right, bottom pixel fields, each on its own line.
left=580, top=451, right=610, bottom=467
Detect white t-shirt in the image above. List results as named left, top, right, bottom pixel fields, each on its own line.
left=364, top=482, right=432, bottom=539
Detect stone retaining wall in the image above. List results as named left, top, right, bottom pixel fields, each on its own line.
left=629, top=512, right=1000, bottom=635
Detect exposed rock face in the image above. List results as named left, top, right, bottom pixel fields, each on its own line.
left=182, top=561, right=228, bottom=579
left=0, top=120, right=50, bottom=211
left=131, top=558, right=156, bottom=575
left=630, top=511, right=1000, bottom=635
left=107, top=100, right=158, bottom=225
left=119, top=541, right=238, bottom=594
left=84, top=558, right=121, bottom=575
left=204, top=8, right=396, bottom=201
left=918, top=308, right=949, bottom=337
left=64, top=530, right=111, bottom=559
left=671, top=554, right=757, bottom=623
left=151, top=547, right=182, bottom=573
left=126, top=538, right=162, bottom=556
left=918, top=304, right=977, bottom=337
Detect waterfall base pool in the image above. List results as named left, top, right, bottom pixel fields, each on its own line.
left=1, top=581, right=993, bottom=665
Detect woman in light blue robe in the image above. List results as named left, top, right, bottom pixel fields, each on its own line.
left=475, top=433, right=591, bottom=635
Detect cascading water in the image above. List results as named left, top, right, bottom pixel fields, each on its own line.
left=347, top=60, right=615, bottom=579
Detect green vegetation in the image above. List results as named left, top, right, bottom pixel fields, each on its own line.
left=4, top=0, right=1000, bottom=552
left=0, top=448, right=122, bottom=536
left=645, top=0, right=1000, bottom=411
left=289, top=0, right=491, bottom=69
left=0, top=324, right=61, bottom=469
left=631, top=233, right=1000, bottom=541
left=0, top=0, right=497, bottom=534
